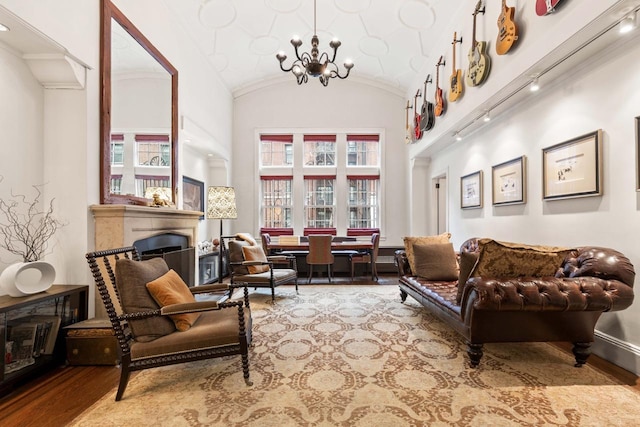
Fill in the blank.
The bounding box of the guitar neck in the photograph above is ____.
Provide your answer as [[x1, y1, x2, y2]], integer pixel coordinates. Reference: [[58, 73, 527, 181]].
[[452, 35, 457, 69]]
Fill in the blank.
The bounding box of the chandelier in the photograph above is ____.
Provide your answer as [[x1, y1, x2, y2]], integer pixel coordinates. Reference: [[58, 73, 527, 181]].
[[276, 0, 353, 86]]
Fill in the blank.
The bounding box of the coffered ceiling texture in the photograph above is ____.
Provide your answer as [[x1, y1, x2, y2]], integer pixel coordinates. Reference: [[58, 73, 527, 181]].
[[164, 0, 463, 93]]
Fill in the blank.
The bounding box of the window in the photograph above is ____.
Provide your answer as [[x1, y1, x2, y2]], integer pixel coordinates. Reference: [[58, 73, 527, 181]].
[[259, 131, 381, 234], [261, 135, 293, 166], [347, 135, 379, 166], [110, 175, 122, 194], [304, 135, 336, 166], [135, 176, 170, 198], [135, 135, 170, 166], [261, 177, 293, 228], [111, 134, 124, 165], [348, 176, 379, 229], [305, 177, 335, 228]]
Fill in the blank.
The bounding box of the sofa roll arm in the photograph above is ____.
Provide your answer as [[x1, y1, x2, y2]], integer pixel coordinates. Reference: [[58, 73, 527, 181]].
[[460, 275, 634, 313], [394, 250, 411, 277]]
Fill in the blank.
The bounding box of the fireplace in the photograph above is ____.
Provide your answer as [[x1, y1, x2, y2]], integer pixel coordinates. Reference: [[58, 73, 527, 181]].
[[134, 233, 195, 287], [90, 205, 203, 316]]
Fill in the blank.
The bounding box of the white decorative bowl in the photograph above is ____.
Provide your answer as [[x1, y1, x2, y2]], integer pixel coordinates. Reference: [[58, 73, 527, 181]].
[[0, 261, 56, 297]]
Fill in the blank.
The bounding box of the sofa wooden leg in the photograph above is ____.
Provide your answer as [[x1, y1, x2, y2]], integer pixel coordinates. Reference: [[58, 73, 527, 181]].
[[572, 342, 592, 367], [399, 289, 407, 302], [467, 343, 483, 368]]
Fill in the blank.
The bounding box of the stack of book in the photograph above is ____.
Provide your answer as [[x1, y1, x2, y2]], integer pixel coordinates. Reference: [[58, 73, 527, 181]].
[[5, 315, 61, 374]]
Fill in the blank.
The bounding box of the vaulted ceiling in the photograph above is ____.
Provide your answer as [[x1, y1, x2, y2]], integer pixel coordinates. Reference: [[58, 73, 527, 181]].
[[163, 0, 464, 93]]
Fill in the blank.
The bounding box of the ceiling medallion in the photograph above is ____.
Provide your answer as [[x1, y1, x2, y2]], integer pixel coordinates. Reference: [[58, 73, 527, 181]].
[[276, 0, 354, 86]]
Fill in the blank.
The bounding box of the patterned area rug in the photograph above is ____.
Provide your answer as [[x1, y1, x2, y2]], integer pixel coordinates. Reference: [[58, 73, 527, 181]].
[[71, 285, 640, 426]]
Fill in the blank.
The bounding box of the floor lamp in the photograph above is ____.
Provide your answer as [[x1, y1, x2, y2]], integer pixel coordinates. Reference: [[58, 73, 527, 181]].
[[207, 186, 237, 282]]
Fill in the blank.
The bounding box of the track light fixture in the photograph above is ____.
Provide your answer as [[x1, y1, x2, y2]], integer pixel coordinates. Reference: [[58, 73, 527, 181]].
[[483, 111, 491, 122], [619, 13, 636, 34], [530, 77, 540, 92], [455, 132, 462, 141]]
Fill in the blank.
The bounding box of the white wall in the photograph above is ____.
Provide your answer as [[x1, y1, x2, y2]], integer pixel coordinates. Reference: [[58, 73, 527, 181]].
[[425, 30, 640, 373], [232, 79, 409, 247]]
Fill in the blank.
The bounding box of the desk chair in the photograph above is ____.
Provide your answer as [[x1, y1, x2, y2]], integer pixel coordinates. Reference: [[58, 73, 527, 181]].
[[306, 234, 334, 284], [349, 233, 380, 281]]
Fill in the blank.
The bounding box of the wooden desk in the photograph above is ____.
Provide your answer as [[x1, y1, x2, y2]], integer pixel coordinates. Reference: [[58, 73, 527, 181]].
[[268, 241, 373, 252]]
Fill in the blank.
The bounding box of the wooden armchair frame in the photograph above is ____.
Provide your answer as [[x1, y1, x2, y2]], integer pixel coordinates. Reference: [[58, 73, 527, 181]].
[[86, 246, 252, 401]]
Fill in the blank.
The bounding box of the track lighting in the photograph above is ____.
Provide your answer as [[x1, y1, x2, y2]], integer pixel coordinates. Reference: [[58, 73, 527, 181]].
[[455, 133, 462, 141], [483, 111, 491, 122], [0, 23, 9, 32], [619, 13, 636, 34], [530, 77, 540, 92]]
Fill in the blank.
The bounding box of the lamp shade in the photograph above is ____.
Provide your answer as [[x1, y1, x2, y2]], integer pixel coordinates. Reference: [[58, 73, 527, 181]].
[[207, 186, 237, 219]]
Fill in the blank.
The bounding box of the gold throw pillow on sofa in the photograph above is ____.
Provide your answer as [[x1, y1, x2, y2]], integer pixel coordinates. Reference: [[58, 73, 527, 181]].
[[471, 238, 573, 278], [413, 242, 458, 281], [403, 232, 451, 274]]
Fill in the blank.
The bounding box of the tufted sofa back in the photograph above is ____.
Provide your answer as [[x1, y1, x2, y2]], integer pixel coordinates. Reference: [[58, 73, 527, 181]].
[[559, 247, 636, 288]]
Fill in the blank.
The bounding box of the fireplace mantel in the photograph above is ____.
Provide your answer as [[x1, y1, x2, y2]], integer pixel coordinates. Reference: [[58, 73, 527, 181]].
[[90, 204, 203, 250]]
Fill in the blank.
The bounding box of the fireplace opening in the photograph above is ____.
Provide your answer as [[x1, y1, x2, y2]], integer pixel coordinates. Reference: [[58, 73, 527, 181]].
[[133, 233, 195, 287]]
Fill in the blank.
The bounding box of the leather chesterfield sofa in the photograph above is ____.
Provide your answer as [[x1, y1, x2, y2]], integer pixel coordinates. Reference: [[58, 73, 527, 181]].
[[395, 237, 635, 367]]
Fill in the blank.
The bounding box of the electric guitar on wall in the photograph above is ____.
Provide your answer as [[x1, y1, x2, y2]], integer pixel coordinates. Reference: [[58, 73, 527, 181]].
[[449, 32, 463, 102], [434, 56, 446, 117], [496, 0, 519, 55], [413, 90, 423, 141], [404, 100, 412, 144], [536, 0, 562, 16], [466, 0, 491, 87], [420, 75, 435, 132]]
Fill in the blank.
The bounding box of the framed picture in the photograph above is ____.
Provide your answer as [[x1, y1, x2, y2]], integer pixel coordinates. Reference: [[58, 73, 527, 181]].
[[636, 117, 640, 191], [492, 155, 526, 206], [460, 170, 483, 209], [183, 176, 205, 219], [542, 130, 602, 200]]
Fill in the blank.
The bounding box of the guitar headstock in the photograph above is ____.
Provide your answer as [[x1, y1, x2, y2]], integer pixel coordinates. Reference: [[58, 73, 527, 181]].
[[473, 0, 485, 15]]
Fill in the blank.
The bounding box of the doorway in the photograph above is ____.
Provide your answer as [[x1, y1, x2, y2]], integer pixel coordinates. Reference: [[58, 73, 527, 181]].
[[433, 174, 447, 234]]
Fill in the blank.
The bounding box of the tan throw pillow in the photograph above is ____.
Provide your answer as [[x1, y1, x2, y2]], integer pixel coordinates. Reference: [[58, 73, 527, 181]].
[[403, 232, 451, 274], [146, 269, 200, 331], [115, 258, 175, 342], [242, 245, 270, 274], [228, 240, 251, 275], [412, 243, 458, 281], [457, 250, 479, 304], [471, 238, 573, 278]]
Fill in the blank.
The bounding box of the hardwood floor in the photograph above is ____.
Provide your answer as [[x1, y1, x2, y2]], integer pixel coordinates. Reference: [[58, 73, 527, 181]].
[[0, 365, 121, 427]]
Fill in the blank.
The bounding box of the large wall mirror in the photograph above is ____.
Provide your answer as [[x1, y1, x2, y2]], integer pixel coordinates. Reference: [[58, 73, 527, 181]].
[[100, 0, 178, 205]]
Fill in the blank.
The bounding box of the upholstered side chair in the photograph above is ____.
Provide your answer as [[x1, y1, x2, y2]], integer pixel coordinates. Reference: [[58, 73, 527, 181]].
[[86, 246, 252, 401], [306, 234, 334, 284], [222, 234, 298, 302]]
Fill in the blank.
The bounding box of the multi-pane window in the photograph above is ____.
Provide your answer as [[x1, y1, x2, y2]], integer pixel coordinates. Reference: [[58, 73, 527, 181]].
[[348, 177, 379, 229], [111, 135, 124, 165], [261, 135, 293, 166], [135, 176, 170, 198], [304, 177, 335, 228], [261, 177, 293, 228], [136, 135, 171, 166], [347, 135, 379, 166], [110, 176, 122, 194], [304, 135, 336, 166]]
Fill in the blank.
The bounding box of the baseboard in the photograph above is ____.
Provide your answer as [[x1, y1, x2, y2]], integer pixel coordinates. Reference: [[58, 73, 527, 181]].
[[593, 330, 640, 376]]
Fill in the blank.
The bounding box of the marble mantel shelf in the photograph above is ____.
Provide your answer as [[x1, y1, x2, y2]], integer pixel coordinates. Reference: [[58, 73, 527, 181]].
[[90, 204, 204, 251]]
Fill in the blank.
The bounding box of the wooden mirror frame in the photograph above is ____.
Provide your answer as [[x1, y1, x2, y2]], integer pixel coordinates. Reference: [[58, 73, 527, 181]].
[[100, 0, 178, 205]]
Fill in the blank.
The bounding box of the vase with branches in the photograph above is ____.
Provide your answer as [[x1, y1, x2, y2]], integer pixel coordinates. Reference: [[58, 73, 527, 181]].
[[0, 179, 65, 263], [0, 179, 65, 296]]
